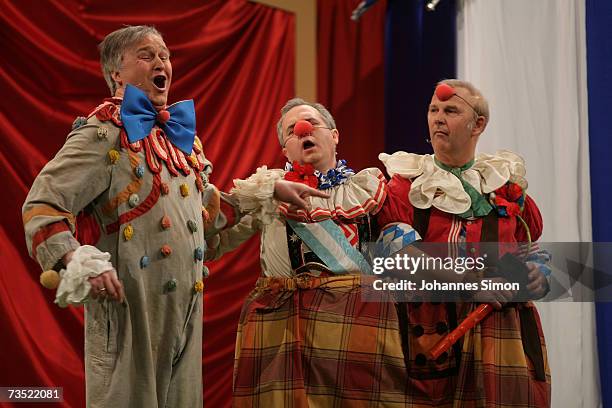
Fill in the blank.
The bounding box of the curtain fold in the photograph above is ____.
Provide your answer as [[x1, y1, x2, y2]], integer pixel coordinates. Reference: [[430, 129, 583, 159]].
[[457, 1, 599, 406], [586, 0, 612, 406], [317, 0, 387, 170], [0, 2, 294, 407], [0, 1, 387, 407], [383, 0, 456, 155]]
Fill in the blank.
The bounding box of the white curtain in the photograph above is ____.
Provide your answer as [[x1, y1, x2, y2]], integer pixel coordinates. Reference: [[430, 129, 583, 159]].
[[457, 1, 599, 407]]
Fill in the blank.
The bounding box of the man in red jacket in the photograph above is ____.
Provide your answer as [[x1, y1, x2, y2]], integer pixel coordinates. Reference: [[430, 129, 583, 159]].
[[376, 79, 551, 407]]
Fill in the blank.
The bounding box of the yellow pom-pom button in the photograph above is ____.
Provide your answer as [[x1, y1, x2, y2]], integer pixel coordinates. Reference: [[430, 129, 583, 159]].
[[40, 270, 60, 289], [123, 224, 134, 241], [193, 280, 204, 293], [180, 183, 190, 197], [108, 149, 120, 164]]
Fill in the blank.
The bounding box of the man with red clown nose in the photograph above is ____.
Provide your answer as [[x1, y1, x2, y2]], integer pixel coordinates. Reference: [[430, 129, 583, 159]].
[[22, 26, 324, 408], [206, 98, 415, 406], [377, 79, 552, 406]]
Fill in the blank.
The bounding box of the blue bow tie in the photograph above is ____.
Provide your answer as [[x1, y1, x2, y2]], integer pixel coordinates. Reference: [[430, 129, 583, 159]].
[[120, 84, 196, 154]]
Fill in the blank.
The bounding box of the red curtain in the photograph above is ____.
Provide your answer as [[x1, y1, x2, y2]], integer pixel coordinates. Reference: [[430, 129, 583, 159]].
[[318, 0, 387, 170], [0, 1, 385, 407]]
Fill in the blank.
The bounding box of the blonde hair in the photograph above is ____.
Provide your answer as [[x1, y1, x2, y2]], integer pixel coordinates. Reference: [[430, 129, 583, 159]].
[[98, 25, 163, 95]]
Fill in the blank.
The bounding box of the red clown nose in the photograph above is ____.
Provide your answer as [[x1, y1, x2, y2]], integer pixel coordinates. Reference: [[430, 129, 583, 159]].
[[293, 120, 314, 137], [435, 83, 456, 101], [157, 110, 170, 124]]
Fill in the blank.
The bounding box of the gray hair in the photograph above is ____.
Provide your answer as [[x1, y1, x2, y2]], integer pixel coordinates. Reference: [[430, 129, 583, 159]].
[[98, 25, 163, 95], [438, 79, 490, 122], [276, 98, 336, 146]]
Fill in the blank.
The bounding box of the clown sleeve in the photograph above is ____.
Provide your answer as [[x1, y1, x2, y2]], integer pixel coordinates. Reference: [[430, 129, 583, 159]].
[[374, 174, 422, 257], [22, 118, 118, 271]]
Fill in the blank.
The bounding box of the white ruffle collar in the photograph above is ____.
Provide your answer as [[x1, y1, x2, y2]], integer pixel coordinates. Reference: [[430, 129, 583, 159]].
[[378, 150, 527, 214], [279, 167, 387, 222]]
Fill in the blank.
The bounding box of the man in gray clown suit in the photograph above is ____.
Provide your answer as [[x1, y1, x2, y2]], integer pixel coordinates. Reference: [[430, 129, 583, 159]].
[[22, 25, 324, 408]]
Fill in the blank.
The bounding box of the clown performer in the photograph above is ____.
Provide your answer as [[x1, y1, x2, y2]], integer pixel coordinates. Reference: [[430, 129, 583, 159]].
[[206, 98, 413, 406], [376, 79, 551, 407], [22, 26, 324, 408]]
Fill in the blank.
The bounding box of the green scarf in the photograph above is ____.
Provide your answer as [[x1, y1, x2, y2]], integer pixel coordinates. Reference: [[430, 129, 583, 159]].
[[434, 157, 492, 219]]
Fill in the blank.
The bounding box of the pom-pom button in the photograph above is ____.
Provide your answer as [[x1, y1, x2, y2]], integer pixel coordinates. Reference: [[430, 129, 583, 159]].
[[161, 245, 172, 257], [187, 220, 198, 233], [123, 224, 134, 241], [194, 247, 204, 261], [157, 110, 170, 124], [193, 280, 204, 293], [140, 256, 150, 269], [161, 215, 172, 230], [40, 270, 61, 289]]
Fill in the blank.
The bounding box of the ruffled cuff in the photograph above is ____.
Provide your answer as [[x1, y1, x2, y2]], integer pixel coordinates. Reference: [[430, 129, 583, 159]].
[[55, 245, 115, 308], [278, 167, 387, 222], [230, 166, 285, 225]]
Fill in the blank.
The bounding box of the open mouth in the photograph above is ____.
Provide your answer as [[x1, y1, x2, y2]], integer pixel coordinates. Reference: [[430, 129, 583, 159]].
[[153, 75, 167, 90], [302, 140, 316, 151]]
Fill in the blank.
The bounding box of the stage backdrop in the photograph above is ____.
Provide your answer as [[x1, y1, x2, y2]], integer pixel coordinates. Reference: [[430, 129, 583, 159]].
[[457, 0, 599, 406], [0, 0, 386, 407]]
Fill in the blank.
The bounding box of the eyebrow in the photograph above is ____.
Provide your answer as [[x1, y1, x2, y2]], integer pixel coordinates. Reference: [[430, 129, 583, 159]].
[[285, 116, 321, 133], [136, 45, 170, 54], [429, 103, 460, 109]]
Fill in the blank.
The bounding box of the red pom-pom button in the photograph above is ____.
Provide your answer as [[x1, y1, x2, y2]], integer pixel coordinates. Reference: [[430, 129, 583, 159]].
[[435, 83, 456, 102], [293, 120, 314, 137], [157, 110, 170, 124]]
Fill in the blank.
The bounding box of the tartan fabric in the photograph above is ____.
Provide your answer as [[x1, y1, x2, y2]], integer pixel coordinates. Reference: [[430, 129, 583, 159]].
[[233, 273, 411, 407], [453, 302, 551, 407], [377, 175, 551, 407], [396, 301, 551, 408]]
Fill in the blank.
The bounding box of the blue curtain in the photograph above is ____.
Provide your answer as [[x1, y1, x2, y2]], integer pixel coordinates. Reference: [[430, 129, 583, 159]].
[[384, 0, 456, 154], [587, 0, 612, 406]]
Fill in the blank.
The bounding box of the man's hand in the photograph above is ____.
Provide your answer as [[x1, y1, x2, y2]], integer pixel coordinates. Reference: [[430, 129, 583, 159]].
[[88, 270, 125, 303], [472, 277, 516, 310], [63, 250, 125, 302], [274, 180, 329, 211], [61, 251, 74, 266], [526, 263, 549, 299]]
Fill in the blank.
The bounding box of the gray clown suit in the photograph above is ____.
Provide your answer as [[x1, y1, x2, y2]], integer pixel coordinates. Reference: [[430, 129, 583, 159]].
[[22, 98, 238, 407]]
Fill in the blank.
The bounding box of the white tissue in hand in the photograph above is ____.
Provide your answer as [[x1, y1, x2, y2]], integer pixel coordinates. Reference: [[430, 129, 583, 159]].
[[55, 245, 115, 308]]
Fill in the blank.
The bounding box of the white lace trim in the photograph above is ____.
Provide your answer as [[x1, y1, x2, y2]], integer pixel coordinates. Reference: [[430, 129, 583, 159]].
[[231, 166, 284, 225], [379, 150, 527, 214], [278, 167, 387, 222]]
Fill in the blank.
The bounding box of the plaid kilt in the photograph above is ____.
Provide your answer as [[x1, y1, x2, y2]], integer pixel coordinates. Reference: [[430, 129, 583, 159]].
[[400, 301, 550, 407], [453, 302, 551, 407], [233, 273, 411, 407]]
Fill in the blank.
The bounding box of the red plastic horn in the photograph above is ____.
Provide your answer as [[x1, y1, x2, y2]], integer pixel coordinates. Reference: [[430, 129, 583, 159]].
[[428, 303, 492, 360], [293, 120, 314, 137], [435, 83, 456, 101]]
